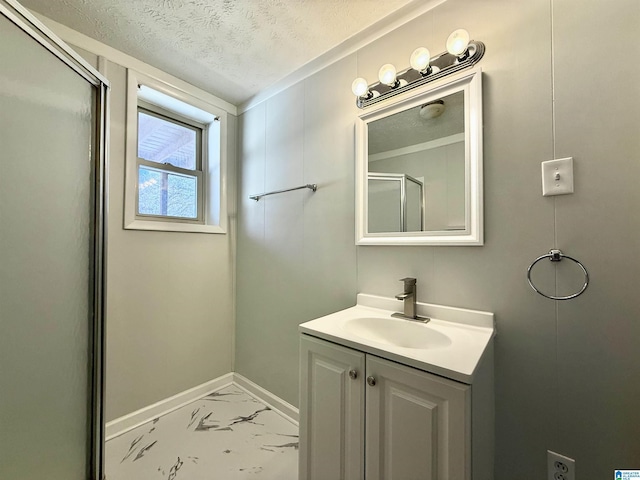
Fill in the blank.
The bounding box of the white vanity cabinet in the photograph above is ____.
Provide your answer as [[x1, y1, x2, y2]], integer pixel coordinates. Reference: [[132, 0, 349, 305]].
[[300, 335, 472, 480], [365, 354, 470, 480], [299, 335, 365, 480]]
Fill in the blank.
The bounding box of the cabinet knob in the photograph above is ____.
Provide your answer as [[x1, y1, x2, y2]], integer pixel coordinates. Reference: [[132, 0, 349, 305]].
[[367, 376, 377, 387], [348, 369, 358, 380]]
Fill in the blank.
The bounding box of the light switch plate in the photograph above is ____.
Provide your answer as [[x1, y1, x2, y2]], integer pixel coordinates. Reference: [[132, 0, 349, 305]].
[[542, 157, 574, 196]]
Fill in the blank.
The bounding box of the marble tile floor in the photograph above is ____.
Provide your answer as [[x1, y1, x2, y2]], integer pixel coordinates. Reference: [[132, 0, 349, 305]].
[[105, 385, 299, 480]]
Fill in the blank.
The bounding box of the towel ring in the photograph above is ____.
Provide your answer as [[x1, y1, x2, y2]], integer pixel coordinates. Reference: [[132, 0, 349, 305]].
[[527, 249, 589, 301]]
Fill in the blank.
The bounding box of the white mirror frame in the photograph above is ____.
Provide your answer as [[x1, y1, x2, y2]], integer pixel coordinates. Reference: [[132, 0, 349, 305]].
[[355, 68, 483, 246]]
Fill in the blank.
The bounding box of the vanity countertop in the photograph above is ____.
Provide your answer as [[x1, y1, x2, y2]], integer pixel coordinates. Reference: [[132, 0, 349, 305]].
[[299, 293, 495, 384]]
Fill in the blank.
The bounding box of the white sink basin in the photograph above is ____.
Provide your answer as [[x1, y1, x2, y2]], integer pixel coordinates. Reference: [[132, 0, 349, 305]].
[[343, 317, 452, 350], [299, 293, 495, 383]]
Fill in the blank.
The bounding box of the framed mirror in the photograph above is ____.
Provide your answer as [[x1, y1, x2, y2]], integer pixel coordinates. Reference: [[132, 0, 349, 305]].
[[355, 68, 483, 245]]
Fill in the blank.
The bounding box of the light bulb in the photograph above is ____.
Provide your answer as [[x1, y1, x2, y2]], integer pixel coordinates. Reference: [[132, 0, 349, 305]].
[[378, 64, 397, 86], [351, 77, 369, 97], [410, 47, 431, 72], [446, 29, 470, 56]]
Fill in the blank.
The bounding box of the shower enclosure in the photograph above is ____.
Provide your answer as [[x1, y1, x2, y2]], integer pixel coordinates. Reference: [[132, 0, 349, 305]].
[[0, 1, 108, 478], [368, 172, 425, 233]]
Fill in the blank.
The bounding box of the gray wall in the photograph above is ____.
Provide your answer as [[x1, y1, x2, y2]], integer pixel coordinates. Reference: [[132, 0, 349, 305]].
[[236, 60, 359, 404], [237, 0, 640, 477], [102, 59, 237, 421], [41, 20, 238, 421]]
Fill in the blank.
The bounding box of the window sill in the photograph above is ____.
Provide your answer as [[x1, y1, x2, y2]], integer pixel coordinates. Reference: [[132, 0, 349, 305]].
[[124, 219, 226, 234]]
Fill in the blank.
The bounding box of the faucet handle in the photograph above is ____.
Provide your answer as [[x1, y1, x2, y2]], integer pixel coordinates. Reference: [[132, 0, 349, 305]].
[[400, 277, 417, 286]]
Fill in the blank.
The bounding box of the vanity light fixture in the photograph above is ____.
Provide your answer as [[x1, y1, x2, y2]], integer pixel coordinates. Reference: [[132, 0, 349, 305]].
[[352, 29, 485, 109], [351, 77, 371, 99], [410, 47, 432, 74], [378, 64, 399, 87], [446, 29, 471, 59]]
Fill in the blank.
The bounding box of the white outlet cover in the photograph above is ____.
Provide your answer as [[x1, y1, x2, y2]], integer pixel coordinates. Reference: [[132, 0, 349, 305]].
[[547, 450, 575, 480], [542, 157, 574, 196]]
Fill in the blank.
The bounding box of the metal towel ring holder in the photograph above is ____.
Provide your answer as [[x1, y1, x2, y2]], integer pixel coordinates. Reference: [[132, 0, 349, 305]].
[[527, 249, 589, 301]]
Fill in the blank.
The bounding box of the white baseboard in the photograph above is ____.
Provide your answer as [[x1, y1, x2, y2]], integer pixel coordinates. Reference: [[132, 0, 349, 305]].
[[105, 373, 234, 440], [232, 373, 299, 426], [105, 372, 299, 440]]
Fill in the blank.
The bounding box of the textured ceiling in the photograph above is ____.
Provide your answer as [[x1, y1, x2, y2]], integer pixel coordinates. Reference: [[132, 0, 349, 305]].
[[21, 0, 415, 105], [368, 90, 464, 155]]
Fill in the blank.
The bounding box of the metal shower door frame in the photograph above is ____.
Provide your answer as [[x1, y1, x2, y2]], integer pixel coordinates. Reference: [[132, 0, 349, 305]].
[[0, 1, 109, 478], [368, 172, 425, 232]]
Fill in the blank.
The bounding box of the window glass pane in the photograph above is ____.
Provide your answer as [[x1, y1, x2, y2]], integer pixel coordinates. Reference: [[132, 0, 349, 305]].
[[138, 167, 163, 215], [137, 111, 198, 170], [138, 166, 198, 219], [167, 173, 197, 218]]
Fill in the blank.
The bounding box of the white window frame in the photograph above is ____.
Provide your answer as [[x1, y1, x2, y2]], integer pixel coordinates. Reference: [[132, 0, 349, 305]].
[[136, 101, 205, 223], [124, 69, 227, 233]]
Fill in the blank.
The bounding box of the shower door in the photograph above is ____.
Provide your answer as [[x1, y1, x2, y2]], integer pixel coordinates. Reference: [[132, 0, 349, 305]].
[[0, 1, 108, 479], [368, 173, 424, 233]]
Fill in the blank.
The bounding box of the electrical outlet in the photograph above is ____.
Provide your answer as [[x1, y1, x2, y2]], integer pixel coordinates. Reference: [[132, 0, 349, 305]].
[[548, 450, 575, 480]]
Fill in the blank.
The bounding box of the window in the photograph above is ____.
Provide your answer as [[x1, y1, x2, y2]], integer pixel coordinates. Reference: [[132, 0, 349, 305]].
[[124, 70, 228, 233], [137, 104, 204, 222]]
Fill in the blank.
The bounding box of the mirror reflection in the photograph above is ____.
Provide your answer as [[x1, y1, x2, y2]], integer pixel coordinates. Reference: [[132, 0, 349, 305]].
[[367, 90, 465, 233]]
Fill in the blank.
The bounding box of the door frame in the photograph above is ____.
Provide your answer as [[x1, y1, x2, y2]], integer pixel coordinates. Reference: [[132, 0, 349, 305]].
[[0, 1, 109, 478]]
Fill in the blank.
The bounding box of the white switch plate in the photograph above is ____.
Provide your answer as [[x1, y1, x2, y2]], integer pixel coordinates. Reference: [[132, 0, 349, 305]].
[[542, 157, 574, 196]]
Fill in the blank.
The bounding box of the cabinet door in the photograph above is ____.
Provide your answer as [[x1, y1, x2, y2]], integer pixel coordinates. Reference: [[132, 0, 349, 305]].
[[365, 356, 470, 480], [300, 335, 365, 480]]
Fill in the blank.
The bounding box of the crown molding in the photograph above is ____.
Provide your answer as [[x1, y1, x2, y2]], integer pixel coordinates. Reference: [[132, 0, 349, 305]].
[[237, 0, 447, 114], [30, 11, 238, 115], [29, 0, 448, 116]]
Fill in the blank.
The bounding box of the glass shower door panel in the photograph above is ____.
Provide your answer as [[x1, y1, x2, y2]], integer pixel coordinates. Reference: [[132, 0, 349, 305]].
[[405, 179, 423, 232], [368, 178, 402, 233], [0, 13, 94, 479]]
